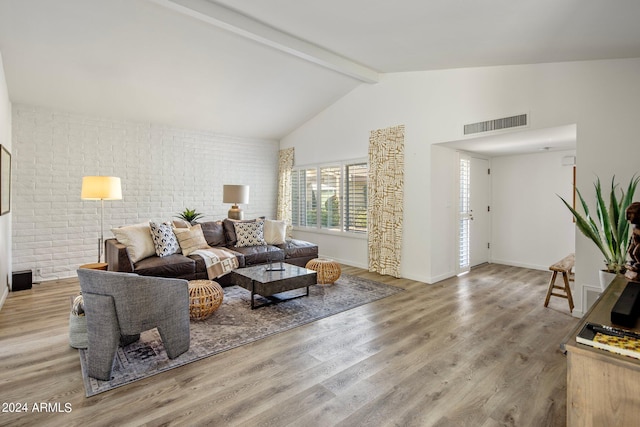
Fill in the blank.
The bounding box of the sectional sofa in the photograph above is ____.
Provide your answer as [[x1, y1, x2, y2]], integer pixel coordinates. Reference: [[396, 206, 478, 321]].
[[105, 218, 318, 284]]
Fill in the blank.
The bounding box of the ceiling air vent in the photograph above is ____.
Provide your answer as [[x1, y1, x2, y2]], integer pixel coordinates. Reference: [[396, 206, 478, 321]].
[[463, 114, 527, 135]]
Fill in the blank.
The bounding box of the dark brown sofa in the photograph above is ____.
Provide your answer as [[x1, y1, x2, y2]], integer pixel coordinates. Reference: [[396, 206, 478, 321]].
[[105, 219, 318, 284]]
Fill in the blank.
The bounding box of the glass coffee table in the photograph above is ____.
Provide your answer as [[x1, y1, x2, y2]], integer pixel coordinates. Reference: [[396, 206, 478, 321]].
[[230, 263, 318, 309]]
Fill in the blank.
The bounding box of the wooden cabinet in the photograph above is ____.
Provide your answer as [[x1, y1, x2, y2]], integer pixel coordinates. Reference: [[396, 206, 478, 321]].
[[564, 276, 640, 425]]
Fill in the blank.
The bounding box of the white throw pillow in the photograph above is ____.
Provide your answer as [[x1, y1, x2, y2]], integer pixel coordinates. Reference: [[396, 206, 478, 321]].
[[264, 219, 287, 245], [111, 222, 156, 263]]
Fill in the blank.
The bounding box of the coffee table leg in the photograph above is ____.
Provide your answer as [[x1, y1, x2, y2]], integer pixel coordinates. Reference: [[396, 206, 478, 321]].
[[249, 282, 311, 310], [251, 280, 256, 310]]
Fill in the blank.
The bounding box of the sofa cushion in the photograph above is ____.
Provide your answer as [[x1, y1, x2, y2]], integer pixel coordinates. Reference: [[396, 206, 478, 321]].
[[112, 222, 156, 264], [231, 245, 284, 266], [189, 253, 206, 273], [200, 220, 226, 247], [264, 219, 287, 245], [174, 224, 210, 256], [277, 239, 319, 259], [149, 221, 181, 257], [134, 254, 195, 277], [234, 220, 267, 247]]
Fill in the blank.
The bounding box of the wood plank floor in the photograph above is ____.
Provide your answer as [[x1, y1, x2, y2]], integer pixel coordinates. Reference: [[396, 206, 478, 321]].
[[0, 263, 578, 427]]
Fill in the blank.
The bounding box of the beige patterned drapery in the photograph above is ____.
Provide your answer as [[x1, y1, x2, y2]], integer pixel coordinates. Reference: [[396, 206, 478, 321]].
[[368, 125, 404, 277], [277, 148, 294, 235]]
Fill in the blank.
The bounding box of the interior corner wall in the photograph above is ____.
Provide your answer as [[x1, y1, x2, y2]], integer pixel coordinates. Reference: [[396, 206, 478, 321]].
[[281, 58, 640, 315], [429, 144, 457, 282], [0, 52, 11, 309], [491, 150, 576, 270], [11, 105, 279, 281]]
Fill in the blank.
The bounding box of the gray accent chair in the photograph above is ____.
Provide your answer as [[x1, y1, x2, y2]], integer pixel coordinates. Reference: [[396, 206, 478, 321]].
[[77, 269, 190, 381]]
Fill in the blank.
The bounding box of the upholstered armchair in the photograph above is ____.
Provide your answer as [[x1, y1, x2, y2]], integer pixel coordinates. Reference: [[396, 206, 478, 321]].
[[77, 269, 190, 381]]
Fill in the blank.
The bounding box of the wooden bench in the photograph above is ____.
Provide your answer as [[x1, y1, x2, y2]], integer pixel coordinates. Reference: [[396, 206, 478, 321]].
[[544, 253, 575, 313]]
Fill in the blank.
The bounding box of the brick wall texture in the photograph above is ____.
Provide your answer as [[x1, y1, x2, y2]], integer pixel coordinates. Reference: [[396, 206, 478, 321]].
[[12, 105, 278, 281]]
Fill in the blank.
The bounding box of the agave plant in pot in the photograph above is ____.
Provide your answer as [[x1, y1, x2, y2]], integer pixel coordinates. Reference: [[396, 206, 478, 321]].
[[175, 208, 204, 225], [559, 175, 640, 288]]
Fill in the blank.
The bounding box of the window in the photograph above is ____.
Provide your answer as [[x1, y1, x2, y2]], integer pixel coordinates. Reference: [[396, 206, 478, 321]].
[[344, 163, 367, 232], [292, 161, 368, 234]]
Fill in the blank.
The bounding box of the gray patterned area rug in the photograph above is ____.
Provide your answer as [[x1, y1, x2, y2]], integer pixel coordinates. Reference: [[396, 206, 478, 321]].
[[78, 274, 403, 397]]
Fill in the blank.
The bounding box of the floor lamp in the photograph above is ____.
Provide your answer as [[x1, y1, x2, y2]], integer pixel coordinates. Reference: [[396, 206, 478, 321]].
[[81, 176, 122, 263]]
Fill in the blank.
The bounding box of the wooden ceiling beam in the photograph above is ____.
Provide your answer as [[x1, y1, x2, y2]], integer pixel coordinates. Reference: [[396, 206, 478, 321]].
[[148, 0, 379, 83]]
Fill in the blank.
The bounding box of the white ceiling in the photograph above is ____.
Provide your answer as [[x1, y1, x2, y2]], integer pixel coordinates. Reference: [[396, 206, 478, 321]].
[[0, 0, 639, 142]]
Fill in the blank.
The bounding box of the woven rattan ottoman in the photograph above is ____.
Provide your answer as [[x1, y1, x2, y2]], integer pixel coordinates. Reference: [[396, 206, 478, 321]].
[[188, 280, 224, 320], [305, 258, 341, 284]]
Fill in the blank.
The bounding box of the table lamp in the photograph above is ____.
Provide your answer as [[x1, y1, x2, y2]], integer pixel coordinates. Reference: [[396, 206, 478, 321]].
[[223, 184, 249, 220]]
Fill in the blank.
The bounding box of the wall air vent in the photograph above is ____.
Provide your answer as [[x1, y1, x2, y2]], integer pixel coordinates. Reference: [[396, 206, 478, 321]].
[[463, 114, 528, 136]]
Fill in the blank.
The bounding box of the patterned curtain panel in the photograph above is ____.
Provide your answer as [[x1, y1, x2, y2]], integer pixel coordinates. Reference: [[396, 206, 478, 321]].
[[368, 125, 405, 277], [277, 147, 294, 236]]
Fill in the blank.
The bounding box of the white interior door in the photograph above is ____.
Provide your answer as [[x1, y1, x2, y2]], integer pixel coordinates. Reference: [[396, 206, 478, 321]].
[[470, 157, 491, 267]]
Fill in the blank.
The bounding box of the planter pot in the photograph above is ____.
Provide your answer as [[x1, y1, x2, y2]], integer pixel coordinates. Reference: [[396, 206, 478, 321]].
[[599, 270, 617, 290]]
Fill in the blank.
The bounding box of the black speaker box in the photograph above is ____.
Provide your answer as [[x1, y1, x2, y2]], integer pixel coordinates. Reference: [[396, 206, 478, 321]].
[[611, 281, 640, 327], [12, 270, 32, 291]]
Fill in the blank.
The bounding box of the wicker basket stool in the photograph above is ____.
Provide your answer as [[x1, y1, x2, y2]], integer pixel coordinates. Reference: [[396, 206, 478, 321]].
[[305, 258, 341, 284], [188, 280, 224, 320]]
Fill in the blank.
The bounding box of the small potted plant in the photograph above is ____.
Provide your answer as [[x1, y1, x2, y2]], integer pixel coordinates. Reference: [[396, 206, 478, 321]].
[[176, 208, 204, 225], [559, 175, 639, 287]]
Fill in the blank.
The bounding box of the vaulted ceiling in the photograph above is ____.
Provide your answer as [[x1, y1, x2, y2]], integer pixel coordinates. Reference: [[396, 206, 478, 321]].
[[1, 0, 640, 140]]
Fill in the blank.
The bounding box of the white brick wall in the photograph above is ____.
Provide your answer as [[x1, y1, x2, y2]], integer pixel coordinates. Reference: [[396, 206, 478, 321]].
[[12, 105, 279, 281]]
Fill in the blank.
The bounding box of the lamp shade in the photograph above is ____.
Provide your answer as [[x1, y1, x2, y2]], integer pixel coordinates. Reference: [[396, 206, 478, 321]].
[[81, 176, 122, 200], [223, 185, 249, 204]]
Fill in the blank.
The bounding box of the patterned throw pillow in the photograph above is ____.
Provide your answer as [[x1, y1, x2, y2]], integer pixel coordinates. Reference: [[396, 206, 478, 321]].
[[234, 220, 267, 247], [223, 218, 256, 246], [173, 224, 211, 256], [149, 221, 180, 257]]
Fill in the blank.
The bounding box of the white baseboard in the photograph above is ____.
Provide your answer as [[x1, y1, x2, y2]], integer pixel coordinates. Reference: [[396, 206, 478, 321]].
[[490, 258, 547, 271], [33, 271, 76, 283], [319, 255, 367, 270], [426, 271, 455, 284], [581, 284, 602, 316], [324, 256, 435, 284]]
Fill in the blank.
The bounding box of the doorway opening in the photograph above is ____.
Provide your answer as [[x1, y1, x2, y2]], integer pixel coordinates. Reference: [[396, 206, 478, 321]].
[[435, 123, 577, 282], [457, 154, 491, 275]]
